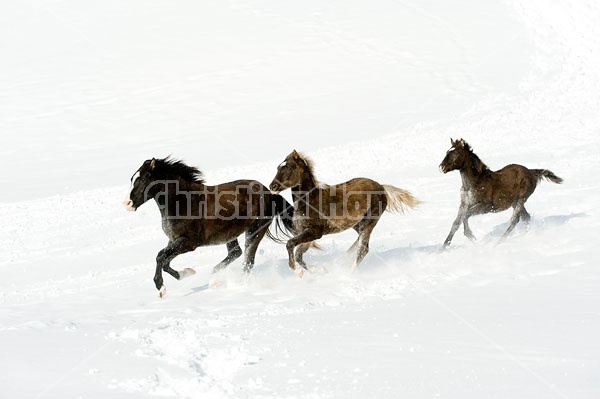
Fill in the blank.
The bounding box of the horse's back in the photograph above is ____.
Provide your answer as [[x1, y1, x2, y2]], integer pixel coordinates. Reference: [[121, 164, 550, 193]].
[[494, 163, 530, 175], [494, 164, 539, 186], [326, 178, 387, 230], [209, 179, 277, 217], [490, 164, 539, 207], [190, 179, 277, 243], [212, 179, 269, 193], [328, 177, 387, 211], [335, 177, 384, 193]]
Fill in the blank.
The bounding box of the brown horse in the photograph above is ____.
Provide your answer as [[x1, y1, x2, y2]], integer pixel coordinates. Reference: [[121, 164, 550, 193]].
[[123, 157, 294, 297], [269, 150, 420, 275], [439, 138, 563, 247]]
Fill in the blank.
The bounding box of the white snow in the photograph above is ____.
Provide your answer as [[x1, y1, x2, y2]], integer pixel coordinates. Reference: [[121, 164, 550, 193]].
[[1, 0, 599, 398]]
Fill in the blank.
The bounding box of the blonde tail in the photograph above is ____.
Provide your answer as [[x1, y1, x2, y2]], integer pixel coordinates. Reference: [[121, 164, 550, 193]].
[[382, 184, 420, 213]]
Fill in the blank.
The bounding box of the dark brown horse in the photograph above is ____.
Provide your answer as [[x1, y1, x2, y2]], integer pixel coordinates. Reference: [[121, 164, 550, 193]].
[[269, 150, 420, 276], [439, 138, 563, 247], [123, 157, 294, 297]]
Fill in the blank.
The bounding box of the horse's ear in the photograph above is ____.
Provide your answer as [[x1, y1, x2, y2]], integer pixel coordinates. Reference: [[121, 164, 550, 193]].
[[450, 138, 455, 146], [150, 158, 156, 170], [291, 150, 300, 159], [459, 138, 465, 147]]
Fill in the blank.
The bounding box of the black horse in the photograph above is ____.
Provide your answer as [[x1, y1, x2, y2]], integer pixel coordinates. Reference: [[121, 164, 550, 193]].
[[439, 138, 563, 246], [124, 157, 294, 297]]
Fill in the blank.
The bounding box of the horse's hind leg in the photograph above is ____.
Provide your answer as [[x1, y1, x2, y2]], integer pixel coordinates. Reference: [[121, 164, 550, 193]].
[[520, 207, 531, 225], [155, 237, 197, 297], [294, 242, 312, 268], [347, 224, 361, 254], [500, 201, 525, 242], [242, 220, 270, 273], [351, 219, 378, 272], [212, 239, 243, 273]]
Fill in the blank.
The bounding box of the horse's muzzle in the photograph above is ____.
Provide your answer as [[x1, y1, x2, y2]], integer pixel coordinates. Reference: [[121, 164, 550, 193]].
[[439, 165, 447, 174], [269, 183, 281, 193], [123, 199, 136, 212]]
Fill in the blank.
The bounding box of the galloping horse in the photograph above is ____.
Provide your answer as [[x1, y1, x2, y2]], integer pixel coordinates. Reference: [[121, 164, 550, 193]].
[[439, 138, 563, 247], [123, 157, 294, 297], [269, 150, 420, 275]]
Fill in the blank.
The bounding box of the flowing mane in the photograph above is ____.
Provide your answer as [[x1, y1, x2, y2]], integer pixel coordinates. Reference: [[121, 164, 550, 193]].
[[156, 156, 205, 183], [296, 152, 321, 186], [465, 142, 490, 174]]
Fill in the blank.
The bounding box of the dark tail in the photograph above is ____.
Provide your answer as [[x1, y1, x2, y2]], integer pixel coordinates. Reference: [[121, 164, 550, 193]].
[[266, 194, 295, 243], [266, 195, 322, 250], [532, 169, 563, 184]]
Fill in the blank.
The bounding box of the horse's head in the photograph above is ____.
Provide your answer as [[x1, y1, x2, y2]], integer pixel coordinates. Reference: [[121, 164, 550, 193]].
[[269, 150, 309, 193], [124, 157, 204, 211], [123, 158, 162, 211], [439, 138, 471, 174]]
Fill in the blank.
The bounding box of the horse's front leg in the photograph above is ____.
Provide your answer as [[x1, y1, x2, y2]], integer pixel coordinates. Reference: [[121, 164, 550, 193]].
[[462, 211, 477, 243], [154, 237, 197, 297], [294, 242, 313, 268], [444, 202, 467, 247], [286, 229, 323, 278]]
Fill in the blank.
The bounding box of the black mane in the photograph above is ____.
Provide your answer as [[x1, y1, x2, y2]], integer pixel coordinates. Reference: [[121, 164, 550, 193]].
[[156, 156, 205, 183], [463, 142, 490, 174]]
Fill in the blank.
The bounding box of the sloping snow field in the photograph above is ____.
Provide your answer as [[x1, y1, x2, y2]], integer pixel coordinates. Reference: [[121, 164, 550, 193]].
[[1, 1, 599, 398]]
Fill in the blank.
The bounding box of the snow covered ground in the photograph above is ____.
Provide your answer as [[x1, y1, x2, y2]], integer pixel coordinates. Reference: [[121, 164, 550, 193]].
[[1, 0, 599, 398]]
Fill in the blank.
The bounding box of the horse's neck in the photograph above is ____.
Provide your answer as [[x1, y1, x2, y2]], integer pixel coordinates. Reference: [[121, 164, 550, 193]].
[[292, 183, 317, 205], [459, 170, 476, 190], [292, 171, 319, 209], [460, 155, 487, 189], [299, 168, 319, 192], [291, 187, 303, 205], [154, 194, 169, 219]]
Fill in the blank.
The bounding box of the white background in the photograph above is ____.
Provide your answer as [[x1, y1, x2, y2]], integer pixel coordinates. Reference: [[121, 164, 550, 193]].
[[1, 1, 599, 398]]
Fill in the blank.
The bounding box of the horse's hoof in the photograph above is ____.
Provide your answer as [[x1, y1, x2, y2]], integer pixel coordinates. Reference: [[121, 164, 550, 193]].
[[295, 268, 304, 279], [208, 278, 219, 289], [159, 286, 166, 298], [180, 268, 196, 279]]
